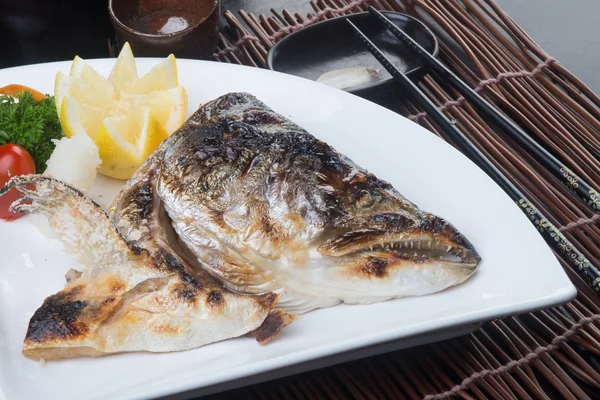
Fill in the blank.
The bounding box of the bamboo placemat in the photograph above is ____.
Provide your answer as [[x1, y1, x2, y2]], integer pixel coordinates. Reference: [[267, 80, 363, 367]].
[[201, 1, 600, 398]]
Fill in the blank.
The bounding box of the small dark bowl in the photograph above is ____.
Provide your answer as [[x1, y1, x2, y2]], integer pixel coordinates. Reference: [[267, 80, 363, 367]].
[[267, 11, 439, 100], [109, 0, 220, 59]]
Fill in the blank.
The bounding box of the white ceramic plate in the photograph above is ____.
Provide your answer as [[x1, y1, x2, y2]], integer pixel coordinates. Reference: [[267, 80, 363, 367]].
[[0, 59, 576, 400]]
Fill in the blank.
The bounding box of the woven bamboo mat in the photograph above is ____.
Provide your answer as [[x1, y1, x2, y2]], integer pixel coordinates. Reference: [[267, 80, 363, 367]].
[[200, 1, 600, 398]]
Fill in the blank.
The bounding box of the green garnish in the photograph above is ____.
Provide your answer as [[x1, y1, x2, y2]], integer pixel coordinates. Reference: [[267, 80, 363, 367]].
[[0, 91, 63, 172]]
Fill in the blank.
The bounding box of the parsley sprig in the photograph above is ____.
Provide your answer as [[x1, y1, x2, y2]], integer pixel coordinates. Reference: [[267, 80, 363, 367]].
[[0, 91, 63, 172]]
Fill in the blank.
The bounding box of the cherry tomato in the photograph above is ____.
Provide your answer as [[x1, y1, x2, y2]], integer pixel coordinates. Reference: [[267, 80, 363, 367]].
[[0, 144, 36, 221], [0, 84, 47, 102]]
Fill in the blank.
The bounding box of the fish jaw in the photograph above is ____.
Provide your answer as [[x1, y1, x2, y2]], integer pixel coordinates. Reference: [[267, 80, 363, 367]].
[[313, 213, 480, 299], [306, 255, 477, 304], [168, 208, 479, 314], [278, 222, 479, 310]]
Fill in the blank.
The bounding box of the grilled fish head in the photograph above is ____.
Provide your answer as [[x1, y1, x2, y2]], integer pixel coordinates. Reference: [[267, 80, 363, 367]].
[[158, 92, 481, 313]]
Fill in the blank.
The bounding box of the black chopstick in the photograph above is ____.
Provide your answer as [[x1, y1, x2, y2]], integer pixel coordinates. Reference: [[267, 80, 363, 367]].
[[367, 6, 600, 213], [346, 19, 600, 294]]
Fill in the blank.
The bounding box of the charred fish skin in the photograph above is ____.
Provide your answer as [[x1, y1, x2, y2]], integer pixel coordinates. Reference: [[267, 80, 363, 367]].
[[1, 175, 281, 360], [159, 92, 481, 314]]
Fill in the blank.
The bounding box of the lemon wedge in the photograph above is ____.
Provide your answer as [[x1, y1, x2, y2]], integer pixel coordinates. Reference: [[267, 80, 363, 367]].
[[54, 42, 187, 179], [108, 43, 138, 92], [121, 86, 188, 134], [123, 54, 179, 94], [95, 107, 166, 179], [60, 97, 107, 139]]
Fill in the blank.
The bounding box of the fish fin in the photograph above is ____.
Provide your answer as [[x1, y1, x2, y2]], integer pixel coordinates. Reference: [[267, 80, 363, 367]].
[[1, 175, 145, 270], [172, 221, 275, 291], [275, 291, 342, 314], [246, 308, 298, 344], [215, 254, 274, 289]]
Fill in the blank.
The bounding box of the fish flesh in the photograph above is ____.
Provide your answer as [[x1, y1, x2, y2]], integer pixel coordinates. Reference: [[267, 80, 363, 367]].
[[1, 175, 290, 360], [121, 92, 481, 314]]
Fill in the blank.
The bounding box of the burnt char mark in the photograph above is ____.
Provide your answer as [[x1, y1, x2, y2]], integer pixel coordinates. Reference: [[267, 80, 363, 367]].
[[154, 249, 203, 305], [370, 214, 415, 230], [419, 215, 449, 236], [365, 173, 394, 190], [173, 284, 198, 304], [215, 92, 258, 110], [197, 93, 271, 125], [256, 292, 280, 311], [225, 121, 264, 142], [206, 290, 223, 307], [360, 257, 390, 278], [129, 245, 150, 257], [25, 288, 88, 343], [153, 250, 202, 290], [247, 309, 297, 345], [350, 253, 437, 278], [241, 110, 287, 126], [419, 215, 479, 258], [125, 182, 153, 222]]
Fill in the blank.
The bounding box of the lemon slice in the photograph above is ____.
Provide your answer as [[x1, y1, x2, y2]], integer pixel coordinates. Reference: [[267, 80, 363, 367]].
[[95, 107, 167, 179], [54, 43, 187, 180]]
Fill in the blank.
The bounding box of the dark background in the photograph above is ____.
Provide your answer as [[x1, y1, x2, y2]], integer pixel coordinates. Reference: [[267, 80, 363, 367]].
[[2, 0, 599, 92]]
